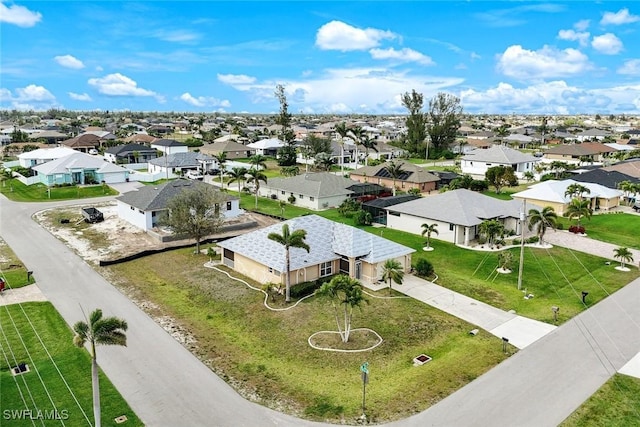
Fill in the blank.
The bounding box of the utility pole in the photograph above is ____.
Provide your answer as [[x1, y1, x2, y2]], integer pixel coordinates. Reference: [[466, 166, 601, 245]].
[[517, 199, 526, 291]]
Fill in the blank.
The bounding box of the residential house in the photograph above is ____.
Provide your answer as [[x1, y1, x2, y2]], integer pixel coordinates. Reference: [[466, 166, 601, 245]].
[[115, 179, 241, 231], [17, 146, 77, 167], [247, 138, 285, 156], [28, 130, 69, 144], [151, 139, 188, 155], [461, 145, 538, 179], [362, 194, 421, 225], [543, 143, 617, 164], [603, 159, 640, 179], [217, 215, 415, 287], [258, 172, 359, 210], [570, 169, 640, 190], [512, 179, 622, 215], [200, 140, 256, 159], [349, 160, 440, 194], [576, 128, 612, 142], [59, 134, 101, 153], [385, 189, 530, 246], [148, 152, 217, 176], [32, 152, 130, 186], [105, 144, 159, 164], [123, 133, 158, 144]]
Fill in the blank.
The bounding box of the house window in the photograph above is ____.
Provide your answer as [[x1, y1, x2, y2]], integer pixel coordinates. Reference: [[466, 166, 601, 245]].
[[320, 261, 332, 277], [310, 197, 314, 201], [130, 206, 135, 210], [281, 191, 285, 195], [226, 201, 232, 211], [449, 223, 454, 231], [299, 194, 304, 199]]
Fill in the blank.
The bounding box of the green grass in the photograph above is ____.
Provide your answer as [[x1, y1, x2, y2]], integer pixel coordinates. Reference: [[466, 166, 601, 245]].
[[0, 302, 142, 426], [0, 179, 118, 202], [103, 248, 513, 423], [561, 374, 640, 426], [0, 238, 31, 289], [557, 213, 640, 250]]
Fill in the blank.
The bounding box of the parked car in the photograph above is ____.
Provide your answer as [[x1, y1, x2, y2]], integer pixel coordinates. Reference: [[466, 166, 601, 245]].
[[88, 148, 99, 155], [186, 170, 204, 180]]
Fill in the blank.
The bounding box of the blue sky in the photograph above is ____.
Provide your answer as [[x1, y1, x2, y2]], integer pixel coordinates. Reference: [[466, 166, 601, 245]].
[[1, 1, 640, 115]]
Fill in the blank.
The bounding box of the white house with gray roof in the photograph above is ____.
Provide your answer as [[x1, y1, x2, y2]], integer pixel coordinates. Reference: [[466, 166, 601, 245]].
[[116, 179, 241, 231], [461, 145, 539, 179], [385, 189, 532, 246], [148, 152, 217, 176], [258, 172, 358, 210], [218, 215, 414, 287]]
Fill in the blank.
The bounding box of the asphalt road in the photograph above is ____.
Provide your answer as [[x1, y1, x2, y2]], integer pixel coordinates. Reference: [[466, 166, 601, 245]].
[[2, 194, 639, 427]]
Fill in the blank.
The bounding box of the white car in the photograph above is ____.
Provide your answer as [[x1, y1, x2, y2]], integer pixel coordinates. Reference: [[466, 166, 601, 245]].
[[88, 148, 99, 155], [185, 170, 204, 180]]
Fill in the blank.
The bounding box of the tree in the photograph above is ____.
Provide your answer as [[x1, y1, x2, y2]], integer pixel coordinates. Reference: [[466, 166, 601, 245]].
[[267, 224, 310, 302], [381, 259, 404, 295], [212, 152, 228, 189], [280, 165, 299, 177], [73, 309, 128, 427], [564, 183, 590, 200], [160, 184, 226, 253], [498, 251, 513, 271], [427, 92, 463, 153], [349, 125, 364, 167], [360, 134, 378, 165], [314, 152, 335, 172], [316, 275, 368, 343], [613, 247, 634, 270], [249, 154, 267, 170], [246, 168, 267, 209], [385, 160, 406, 196], [274, 84, 297, 166], [485, 165, 517, 194], [617, 180, 636, 205], [334, 121, 350, 174], [421, 223, 439, 250], [227, 166, 248, 194], [528, 206, 557, 245], [478, 219, 504, 248], [401, 89, 428, 157], [566, 198, 592, 226]]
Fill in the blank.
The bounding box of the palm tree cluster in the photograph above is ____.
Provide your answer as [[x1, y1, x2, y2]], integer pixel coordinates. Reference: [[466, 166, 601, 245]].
[[316, 275, 368, 343]]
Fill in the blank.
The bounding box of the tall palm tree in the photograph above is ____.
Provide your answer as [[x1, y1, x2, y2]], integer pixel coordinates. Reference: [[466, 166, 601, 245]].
[[227, 166, 248, 195], [421, 223, 439, 250], [385, 160, 407, 196], [334, 121, 349, 175], [73, 309, 128, 427], [212, 152, 228, 189], [564, 183, 590, 200], [349, 125, 364, 168], [360, 134, 378, 166], [566, 198, 592, 226], [246, 168, 267, 209], [381, 259, 404, 295], [613, 247, 634, 270], [249, 154, 267, 170], [267, 224, 310, 302], [618, 180, 634, 205], [527, 206, 557, 245]]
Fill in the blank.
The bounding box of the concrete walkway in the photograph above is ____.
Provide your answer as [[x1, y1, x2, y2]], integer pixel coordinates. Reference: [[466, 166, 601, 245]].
[[544, 228, 640, 265]]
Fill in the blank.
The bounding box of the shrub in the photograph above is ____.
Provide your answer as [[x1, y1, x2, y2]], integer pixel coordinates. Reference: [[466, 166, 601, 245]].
[[556, 223, 564, 231], [477, 236, 487, 245], [287, 195, 296, 204], [569, 225, 585, 234], [290, 278, 325, 299], [270, 194, 277, 200], [354, 209, 372, 225], [525, 236, 539, 244], [413, 258, 434, 278]]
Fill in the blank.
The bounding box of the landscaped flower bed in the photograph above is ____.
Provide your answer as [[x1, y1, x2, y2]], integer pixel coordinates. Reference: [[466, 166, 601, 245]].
[[569, 225, 586, 234]]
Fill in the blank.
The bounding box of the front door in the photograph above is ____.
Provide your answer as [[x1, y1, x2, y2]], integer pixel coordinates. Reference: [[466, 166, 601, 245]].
[[355, 261, 362, 280]]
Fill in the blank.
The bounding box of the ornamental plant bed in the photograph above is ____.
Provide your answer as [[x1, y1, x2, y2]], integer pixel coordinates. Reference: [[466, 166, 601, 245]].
[[569, 225, 586, 234]]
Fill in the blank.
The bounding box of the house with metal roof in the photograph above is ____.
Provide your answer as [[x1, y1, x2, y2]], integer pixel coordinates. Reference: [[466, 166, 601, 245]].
[[258, 172, 360, 210], [148, 151, 217, 176], [116, 179, 241, 231], [247, 138, 285, 156], [32, 151, 130, 186], [461, 145, 538, 179], [385, 189, 531, 246], [349, 160, 440, 194], [17, 146, 77, 167], [217, 215, 415, 287]]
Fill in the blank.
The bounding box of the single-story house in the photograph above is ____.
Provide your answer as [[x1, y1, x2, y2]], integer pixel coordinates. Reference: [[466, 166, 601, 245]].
[[575, 128, 612, 142], [385, 189, 531, 246], [461, 145, 539, 179], [116, 179, 241, 231], [217, 214, 415, 287], [32, 152, 130, 186], [349, 160, 440, 194], [151, 139, 188, 155], [247, 138, 285, 156], [105, 144, 159, 164], [59, 134, 102, 153], [362, 194, 421, 225], [603, 159, 640, 179], [512, 179, 622, 215], [28, 130, 69, 144], [123, 133, 158, 144], [148, 152, 218, 176], [199, 140, 255, 159], [543, 143, 617, 163], [570, 169, 640, 190], [258, 172, 359, 210], [17, 146, 77, 167]]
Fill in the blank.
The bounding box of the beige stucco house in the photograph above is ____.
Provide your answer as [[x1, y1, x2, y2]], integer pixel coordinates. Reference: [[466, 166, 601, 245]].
[[217, 215, 415, 287]]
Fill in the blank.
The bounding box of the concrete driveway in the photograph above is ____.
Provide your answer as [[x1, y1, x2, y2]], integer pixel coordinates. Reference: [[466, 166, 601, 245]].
[[544, 228, 640, 266]]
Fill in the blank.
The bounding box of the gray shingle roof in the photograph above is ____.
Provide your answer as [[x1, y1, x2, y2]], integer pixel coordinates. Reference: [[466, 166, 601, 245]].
[[218, 215, 414, 271], [462, 145, 537, 164], [148, 152, 213, 168], [263, 173, 356, 198], [105, 143, 155, 155], [152, 139, 186, 147], [115, 179, 230, 211]]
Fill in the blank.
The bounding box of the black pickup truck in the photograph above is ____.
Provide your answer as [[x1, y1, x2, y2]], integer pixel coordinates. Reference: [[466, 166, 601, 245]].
[[81, 207, 104, 223]]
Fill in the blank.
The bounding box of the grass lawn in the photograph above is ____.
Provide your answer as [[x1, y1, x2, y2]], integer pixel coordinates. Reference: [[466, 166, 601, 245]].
[[0, 237, 31, 289], [103, 248, 513, 423], [557, 213, 640, 250], [560, 374, 640, 426], [0, 302, 142, 426], [0, 179, 117, 202]]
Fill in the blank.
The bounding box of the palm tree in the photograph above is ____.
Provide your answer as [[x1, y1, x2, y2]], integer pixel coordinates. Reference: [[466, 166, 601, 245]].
[[618, 180, 635, 205], [249, 154, 267, 170], [316, 275, 368, 342], [421, 223, 439, 250], [334, 121, 349, 175], [227, 166, 248, 194], [566, 198, 592, 226], [349, 125, 364, 168], [246, 168, 267, 209], [381, 259, 404, 295], [564, 183, 590, 200], [527, 206, 557, 245], [212, 152, 228, 189], [73, 309, 128, 427], [360, 134, 378, 166], [478, 219, 504, 248], [268, 224, 310, 302], [385, 160, 407, 196], [613, 247, 634, 270]]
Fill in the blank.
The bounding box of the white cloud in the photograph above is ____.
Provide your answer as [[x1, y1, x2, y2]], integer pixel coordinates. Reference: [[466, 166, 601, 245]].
[[557, 29, 590, 47], [601, 8, 640, 25], [153, 29, 200, 43], [69, 92, 92, 101], [0, 84, 59, 111], [0, 88, 13, 102], [15, 84, 55, 101], [574, 19, 590, 31], [88, 73, 158, 97], [496, 45, 591, 79], [591, 33, 623, 55], [217, 73, 256, 86], [179, 92, 231, 108], [0, 1, 41, 27], [315, 20, 396, 51], [618, 59, 640, 75], [369, 47, 434, 65], [54, 54, 85, 69]]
